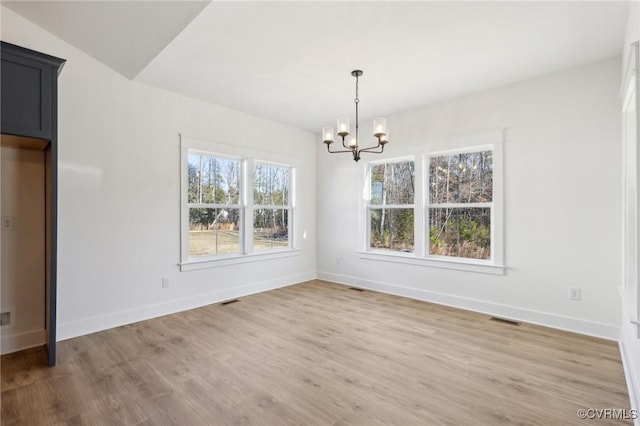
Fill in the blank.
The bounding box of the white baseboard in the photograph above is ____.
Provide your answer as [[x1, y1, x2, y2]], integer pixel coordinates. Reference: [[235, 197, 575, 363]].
[[58, 271, 316, 341], [317, 271, 619, 340], [1, 328, 46, 355]]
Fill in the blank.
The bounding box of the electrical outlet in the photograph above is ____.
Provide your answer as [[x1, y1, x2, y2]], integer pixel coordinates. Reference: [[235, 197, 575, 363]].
[[2, 216, 14, 232], [162, 276, 170, 288], [336, 257, 341, 265], [0, 311, 11, 326], [569, 287, 582, 301]]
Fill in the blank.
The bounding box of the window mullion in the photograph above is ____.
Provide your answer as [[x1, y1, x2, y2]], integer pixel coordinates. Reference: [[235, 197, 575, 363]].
[[290, 166, 296, 250], [243, 158, 253, 255], [366, 206, 372, 249], [492, 140, 504, 265], [426, 202, 492, 209], [188, 203, 240, 209], [414, 155, 425, 257]]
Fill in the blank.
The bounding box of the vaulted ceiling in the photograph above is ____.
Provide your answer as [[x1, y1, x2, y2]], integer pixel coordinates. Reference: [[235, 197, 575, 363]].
[[2, 1, 631, 132]]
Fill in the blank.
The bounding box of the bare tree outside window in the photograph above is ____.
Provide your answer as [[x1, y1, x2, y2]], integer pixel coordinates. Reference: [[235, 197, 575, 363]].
[[369, 160, 415, 252], [253, 162, 290, 250], [180, 136, 301, 269], [428, 150, 493, 259], [187, 153, 240, 256]]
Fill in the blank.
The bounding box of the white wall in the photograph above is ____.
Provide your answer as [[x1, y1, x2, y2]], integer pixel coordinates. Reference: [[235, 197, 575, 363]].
[[619, 3, 640, 415], [1, 7, 317, 342], [1, 147, 46, 354], [0, 4, 627, 345], [317, 57, 622, 339], [623, 1, 639, 75]]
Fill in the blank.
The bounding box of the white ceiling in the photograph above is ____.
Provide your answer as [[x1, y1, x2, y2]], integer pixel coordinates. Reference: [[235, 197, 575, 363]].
[[2, 1, 209, 79], [3, 1, 631, 132]]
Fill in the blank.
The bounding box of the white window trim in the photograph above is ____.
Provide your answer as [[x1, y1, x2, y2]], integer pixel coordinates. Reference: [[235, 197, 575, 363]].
[[364, 156, 416, 251], [251, 159, 294, 252], [180, 135, 298, 271], [425, 144, 501, 264], [359, 130, 505, 275], [357, 250, 505, 275], [185, 151, 245, 258], [180, 249, 301, 272]]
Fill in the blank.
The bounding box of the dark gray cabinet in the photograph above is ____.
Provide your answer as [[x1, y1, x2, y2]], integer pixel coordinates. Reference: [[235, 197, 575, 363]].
[[1, 41, 65, 366], [1, 41, 64, 139]]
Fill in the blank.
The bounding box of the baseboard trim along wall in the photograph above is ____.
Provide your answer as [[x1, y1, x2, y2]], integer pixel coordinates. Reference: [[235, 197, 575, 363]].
[[58, 270, 619, 343], [317, 271, 619, 341], [1, 329, 46, 355], [57, 271, 316, 341]]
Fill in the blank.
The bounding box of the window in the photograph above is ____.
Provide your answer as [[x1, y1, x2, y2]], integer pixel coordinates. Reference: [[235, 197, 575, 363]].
[[367, 159, 415, 252], [253, 162, 291, 251], [360, 132, 503, 275], [187, 152, 241, 256], [180, 136, 296, 270], [427, 150, 493, 260]]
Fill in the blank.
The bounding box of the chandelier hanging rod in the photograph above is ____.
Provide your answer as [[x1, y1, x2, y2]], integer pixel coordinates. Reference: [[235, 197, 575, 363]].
[[322, 70, 389, 162]]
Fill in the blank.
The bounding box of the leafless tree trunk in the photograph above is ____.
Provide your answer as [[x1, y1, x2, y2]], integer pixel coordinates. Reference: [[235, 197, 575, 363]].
[[380, 163, 387, 236]]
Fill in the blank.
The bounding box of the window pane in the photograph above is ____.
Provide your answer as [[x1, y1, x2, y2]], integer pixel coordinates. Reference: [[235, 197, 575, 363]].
[[253, 208, 288, 250], [429, 151, 492, 204], [188, 153, 240, 204], [429, 208, 490, 259], [370, 208, 414, 252], [254, 163, 289, 206], [370, 161, 415, 205], [189, 208, 240, 256]]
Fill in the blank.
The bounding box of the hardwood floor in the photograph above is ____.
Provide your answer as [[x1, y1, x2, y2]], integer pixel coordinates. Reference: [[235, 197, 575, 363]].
[[1, 280, 632, 425]]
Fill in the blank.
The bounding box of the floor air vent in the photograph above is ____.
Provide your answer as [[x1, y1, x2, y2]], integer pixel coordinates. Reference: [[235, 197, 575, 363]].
[[221, 299, 239, 306], [348, 287, 365, 292], [490, 316, 520, 326]]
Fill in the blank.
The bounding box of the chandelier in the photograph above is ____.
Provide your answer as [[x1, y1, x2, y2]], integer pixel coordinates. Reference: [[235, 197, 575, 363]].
[[322, 70, 389, 162]]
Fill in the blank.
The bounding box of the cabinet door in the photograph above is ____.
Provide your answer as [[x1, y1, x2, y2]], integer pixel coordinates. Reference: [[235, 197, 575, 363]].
[[1, 52, 53, 140], [1, 42, 64, 367]]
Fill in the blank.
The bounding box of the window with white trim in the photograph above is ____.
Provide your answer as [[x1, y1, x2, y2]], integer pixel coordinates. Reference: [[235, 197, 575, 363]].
[[427, 149, 493, 260], [366, 158, 415, 252], [252, 162, 292, 251], [187, 152, 241, 256], [180, 136, 296, 270], [361, 138, 503, 275]]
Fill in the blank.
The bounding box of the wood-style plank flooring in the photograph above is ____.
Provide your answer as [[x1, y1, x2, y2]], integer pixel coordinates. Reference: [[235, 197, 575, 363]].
[[1, 280, 632, 425]]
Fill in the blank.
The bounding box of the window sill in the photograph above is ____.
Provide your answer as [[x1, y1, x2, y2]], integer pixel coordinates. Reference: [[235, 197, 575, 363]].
[[357, 250, 505, 275], [180, 249, 300, 272]]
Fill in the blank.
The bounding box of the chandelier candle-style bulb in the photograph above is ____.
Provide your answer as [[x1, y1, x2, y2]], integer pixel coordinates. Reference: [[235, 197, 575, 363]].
[[323, 127, 334, 144], [380, 133, 389, 144], [337, 116, 350, 137], [348, 137, 357, 148], [373, 118, 387, 137]]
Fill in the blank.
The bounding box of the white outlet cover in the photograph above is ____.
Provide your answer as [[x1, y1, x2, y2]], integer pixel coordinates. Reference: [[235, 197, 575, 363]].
[[569, 288, 582, 301], [0, 307, 15, 329]]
